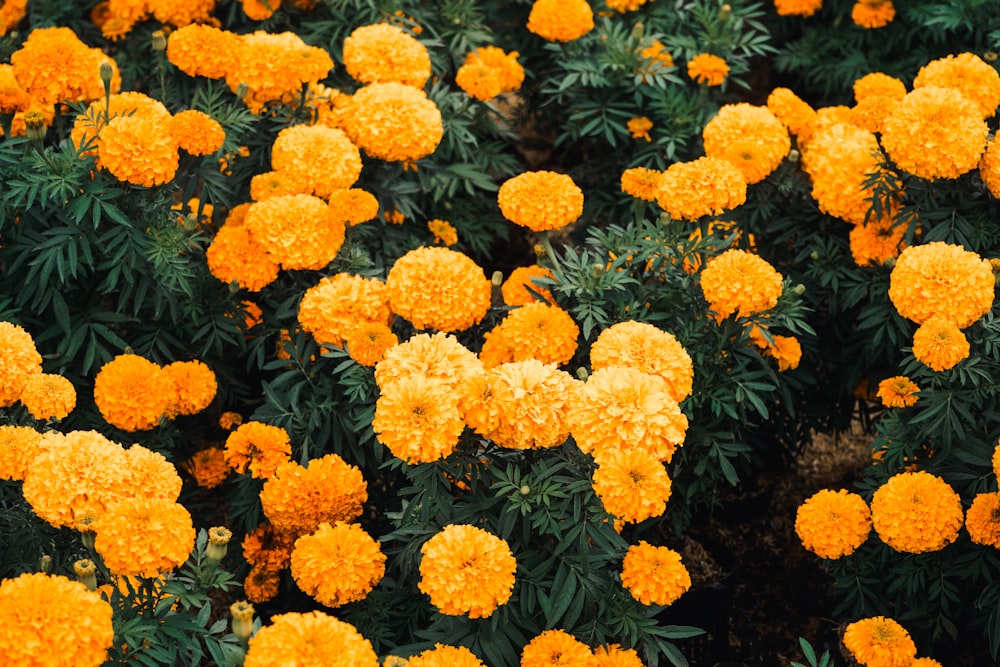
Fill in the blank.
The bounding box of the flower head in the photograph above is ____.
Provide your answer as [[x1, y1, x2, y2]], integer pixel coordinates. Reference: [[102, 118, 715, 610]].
[[18, 372, 75, 420], [94, 353, 173, 431], [341, 82, 443, 162], [521, 629, 596, 666], [656, 157, 747, 221], [498, 170, 584, 232], [842, 616, 916, 667], [373, 374, 465, 463], [260, 454, 367, 536], [795, 489, 871, 559], [227, 31, 334, 113], [375, 332, 483, 391], [527, 0, 594, 42], [298, 273, 392, 348], [243, 523, 297, 571], [870, 471, 963, 553], [911, 317, 971, 371], [501, 265, 555, 306], [163, 360, 217, 418], [620, 167, 664, 202], [628, 116, 653, 141], [291, 522, 386, 607], [242, 0, 281, 20], [270, 124, 362, 198], [480, 302, 580, 368], [851, 0, 896, 28], [799, 121, 884, 224], [774, 0, 823, 16], [408, 644, 487, 667], [965, 492, 1000, 548], [244, 194, 346, 271], [592, 449, 672, 524], [876, 376, 919, 408], [343, 23, 430, 88], [702, 103, 790, 184], [385, 247, 491, 332], [914, 52, 1000, 119], [701, 249, 783, 320], [687, 53, 729, 86], [167, 24, 243, 79], [621, 541, 691, 606], [95, 497, 195, 577], [345, 322, 398, 367], [170, 110, 225, 156], [590, 321, 693, 403], [181, 447, 230, 489], [11, 27, 119, 106], [329, 188, 380, 225], [419, 524, 516, 618], [889, 242, 993, 328], [766, 87, 818, 141], [98, 114, 179, 187], [244, 612, 379, 667], [206, 223, 280, 292], [0, 425, 43, 481], [224, 421, 292, 478], [457, 46, 524, 100], [849, 216, 908, 266]]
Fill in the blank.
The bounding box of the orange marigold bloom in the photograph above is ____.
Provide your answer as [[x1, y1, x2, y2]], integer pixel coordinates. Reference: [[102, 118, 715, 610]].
[[0, 64, 30, 114], [0, 0, 26, 35], [98, 114, 179, 187], [329, 188, 380, 225], [0, 572, 114, 667], [911, 317, 970, 372], [340, 82, 443, 162], [94, 497, 195, 577], [418, 524, 516, 618], [766, 87, 817, 142], [914, 52, 1000, 119], [993, 439, 1000, 480], [703, 103, 791, 184], [636, 40, 674, 81], [607, 0, 651, 10], [409, 644, 487, 667], [181, 447, 230, 489], [244, 611, 379, 667], [656, 157, 747, 221], [593, 449, 672, 524], [701, 249, 783, 320], [167, 24, 243, 79], [965, 492, 1000, 548], [569, 366, 688, 464], [148, 0, 215, 27], [882, 87, 987, 181], [456, 60, 504, 101], [799, 121, 884, 224], [620, 166, 663, 202], [627, 116, 653, 141], [224, 421, 292, 479], [260, 454, 367, 536], [244, 194, 346, 271], [227, 31, 334, 113], [871, 471, 963, 553], [910, 659, 942, 667], [591, 321, 694, 403], [851, 0, 895, 28], [270, 124, 362, 199], [479, 302, 580, 368], [123, 444, 183, 502], [298, 273, 392, 348], [375, 331, 483, 391], [0, 425, 43, 481], [291, 521, 386, 607], [502, 265, 555, 306], [242, 0, 281, 20], [888, 241, 994, 328], [169, 110, 225, 156], [250, 170, 299, 201], [527, 0, 594, 42], [521, 629, 596, 667], [345, 322, 398, 367], [428, 218, 458, 246], [767, 334, 803, 372], [458, 359, 577, 449], [457, 46, 524, 100], [849, 215, 908, 266], [243, 523, 296, 570], [0, 321, 41, 407], [71, 91, 171, 160], [342, 23, 430, 88], [774, 0, 822, 16], [849, 96, 900, 135], [687, 53, 729, 86], [593, 644, 645, 667], [876, 376, 919, 408], [94, 353, 173, 431], [980, 136, 1000, 199], [11, 27, 120, 106], [621, 541, 691, 606], [373, 374, 465, 463], [386, 246, 491, 332], [206, 223, 280, 292], [498, 170, 584, 232], [244, 566, 281, 603], [853, 72, 907, 103], [842, 616, 916, 667], [163, 359, 217, 418], [794, 489, 871, 559]]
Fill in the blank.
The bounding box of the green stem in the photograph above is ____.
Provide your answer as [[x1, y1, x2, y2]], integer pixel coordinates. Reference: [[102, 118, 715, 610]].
[[539, 232, 564, 280]]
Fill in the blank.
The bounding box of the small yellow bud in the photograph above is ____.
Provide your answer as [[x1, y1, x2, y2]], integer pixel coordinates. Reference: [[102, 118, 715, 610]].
[[491, 270, 504, 287], [74, 559, 98, 591], [590, 263, 604, 279], [38, 554, 52, 573], [631, 22, 645, 41], [519, 485, 531, 495], [719, 3, 732, 20], [235, 82, 249, 100], [230, 600, 255, 641], [809, 251, 820, 261], [99, 62, 115, 87], [787, 148, 800, 163], [985, 51, 999, 63], [792, 283, 806, 296], [533, 243, 546, 259], [576, 366, 590, 382], [151, 30, 167, 52], [206, 526, 233, 564], [24, 111, 46, 144], [229, 280, 241, 294]]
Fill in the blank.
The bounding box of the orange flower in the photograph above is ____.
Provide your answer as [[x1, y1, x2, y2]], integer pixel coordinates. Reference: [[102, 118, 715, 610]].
[[870, 471, 963, 553], [794, 489, 871, 559], [93, 354, 174, 432], [374, 331, 483, 391], [428, 219, 458, 246], [456, 46, 524, 100], [914, 52, 1000, 119], [291, 522, 386, 607], [592, 449, 672, 524], [148, 0, 215, 27], [607, 0, 651, 10], [206, 223, 280, 292], [342, 23, 430, 88], [385, 247, 491, 332], [408, 644, 487, 667], [842, 617, 916, 667], [636, 40, 674, 81], [526, 0, 594, 42], [243, 523, 296, 570], [0, 321, 42, 407], [0, 425, 43, 481], [501, 265, 555, 306], [627, 116, 653, 141], [799, 121, 884, 224], [98, 114, 179, 187], [911, 317, 970, 372], [701, 249, 783, 320], [340, 82, 443, 162], [521, 629, 596, 667], [224, 421, 292, 479], [876, 376, 919, 408], [773, 0, 822, 16], [244, 566, 281, 603], [590, 320, 693, 403], [621, 541, 691, 606], [656, 156, 747, 221], [181, 447, 230, 489], [298, 273, 392, 348], [94, 497, 195, 577], [227, 31, 334, 113], [853, 72, 907, 103], [242, 0, 281, 20], [980, 136, 1000, 199], [418, 524, 516, 618], [243, 194, 346, 271], [455, 60, 503, 101], [0, 64, 29, 114], [849, 216, 908, 266], [851, 0, 896, 28], [17, 373, 76, 420], [270, 124, 362, 198], [498, 170, 584, 232], [167, 24, 243, 79], [479, 302, 580, 368], [373, 375, 465, 463], [11, 27, 120, 106], [687, 53, 729, 86], [71, 91, 171, 160], [244, 612, 379, 667], [965, 492, 1000, 548], [260, 454, 367, 536], [328, 188, 380, 225], [169, 110, 225, 156], [0, 0, 26, 35], [345, 322, 398, 367], [620, 166, 663, 202], [702, 103, 790, 184], [163, 359, 217, 417], [766, 87, 817, 141]]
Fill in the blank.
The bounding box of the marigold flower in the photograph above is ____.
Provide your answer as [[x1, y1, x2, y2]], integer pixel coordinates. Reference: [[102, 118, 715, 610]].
[[243, 566, 281, 603], [341, 82, 443, 162], [980, 137, 1000, 199], [593, 644, 645, 667], [426, 218, 458, 246], [418, 524, 516, 618], [498, 170, 584, 232], [591, 321, 693, 403], [479, 302, 580, 368], [93, 354, 173, 432], [700, 249, 783, 320], [228, 31, 334, 113], [911, 317, 970, 372], [849, 216, 908, 266], [656, 156, 747, 221], [842, 616, 916, 667], [569, 366, 688, 463], [0, 425, 43, 481], [965, 492, 1000, 548], [774, 0, 822, 16], [687, 53, 729, 86], [620, 541, 691, 606], [526, 0, 594, 42], [386, 246, 491, 332], [876, 376, 919, 408], [913, 52, 1000, 119], [181, 447, 230, 489], [94, 497, 195, 577], [909, 660, 942, 667], [521, 629, 596, 667], [270, 124, 362, 199], [163, 359, 217, 418], [0, 321, 41, 407], [98, 114, 179, 187], [853, 72, 907, 103], [11, 27, 120, 106], [851, 0, 896, 28], [799, 121, 884, 224], [0, 0, 26, 36], [329, 188, 380, 225], [794, 489, 871, 559], [298, 273, 392, 348], [501, 265, 555, 306], [882, 86, 987, 181], [703, 103, 790, 184], [206, 223, 280, 292], [767, 334, 803, 372], [167, 24, 243, 79], [345, 322, 398, 367], [375, 331, 483, 391], [870, 471, 963, 553], [593, 449, 672, 524], [123, 444, 184, 503], [607, 0, 651, 10], [766, 87, 818, 142], [244, 194, 346, 271], [0, 572, 114, 667], [169, 109, 225, 156], [373, 374, 465, 463], [0, 64, 29, 114], [260, 454, 367, 536], [457, 46, 524, 100], [455, 60, 503, 101], [409, 644, 487, 667], [620, 167, 663, 202], [636, 40, 674, 81], [244, 611, 379, 667], [242, 0, 281, 20], [342, 23, 430, 88], [243, 523, 296, 571], [291, 522, 386, 607], [627, 116, 653, 142], [889, 242, 994, 327], [224, 421, 292, 478], [71, 91, 171, 160], [16, 371, 74, 421]]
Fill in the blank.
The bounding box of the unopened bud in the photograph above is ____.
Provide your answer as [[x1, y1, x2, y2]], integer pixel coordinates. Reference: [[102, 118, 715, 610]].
[[38, 554, 52, 573], [491, 270, 503, 287], [230, 601, 255, 642], [576, 366, 590, 382], [631, 22, 645, 41], [182, 214, 199, 232], [590, 263, 604, 279], [24, 111, 46, 144], [809, 251, 820, 260], [519, 485, 531, 495], [151, 30, 167, 52], [235, 82, 249, 100], [533, 243, 546, 259], [787, 148, 800, 163], [792, 283, 806, 296], [985, 51, 999, 63], [229, 280, 241, 294], [206, 526, 233, 564], [74, 559, 98, 591], [719, 3, 732, 21]]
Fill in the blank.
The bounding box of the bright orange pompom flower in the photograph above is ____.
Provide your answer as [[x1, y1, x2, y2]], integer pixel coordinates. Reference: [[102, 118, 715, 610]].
[[418, 524, 516, 618], [93, 354, 174, 432], [620, 541, 691, 606], [498, 170, 584, 232], [385, 247, 491, 332]]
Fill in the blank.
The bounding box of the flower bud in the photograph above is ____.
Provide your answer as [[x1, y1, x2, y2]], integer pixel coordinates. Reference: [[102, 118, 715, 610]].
[[985, 51, 999, 63], [206, 526, 233, 564], [74, 559, 98, 591], [792, 283, 806, 296], [787, 148, 800, 163], [719, 3, 732, 21], [38, 554, 52, 573], [519, 485, 531, 495], [151, 30, 167, 53], [235, 82, 249, 100], [576, 366, 590, 382], [230, 600, 255, 642], [533, 243, 546, 259], [590, 263, 604, 279], [24, 111, 46, 144], [99, 62, 115, 88], [491, 270, 503, 287], [631, 22, 645, 41]]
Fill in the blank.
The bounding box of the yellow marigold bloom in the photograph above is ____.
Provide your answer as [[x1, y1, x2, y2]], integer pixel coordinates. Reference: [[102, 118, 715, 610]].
[[291, 521, 386, 607], [620, 166, 663, 202], [871, 471, 963, 553], [329, 188, 380, 225], [876, 376, 919, 408], [245, 611, 379, 667], [569, 366, 688, 463], [687, 53, 729, 86], [591, 321, 694, 403], [346, 322, 398, 367], [299, 273, 392, 348], [888, 242, 994, 328], [181, 447, 230, 489], [656, 156, 747, 221], [271, 124, 362, 199], [373, 374, 465, 463], [163, 359, 217, 418], [409, 644, 487, 667], [843, 616, 916, 667], [98, 114, 179, 187], [0, 321, 41, 407], [502, 265, 555, 306], [244, 194, 346, 271], [851, 0, 895, 28], [0, 425, 42, 481], [260, 454, 367, 536], [228, 31, 334, 113], [94, 353, 173, 431], [224, 421, 292, 479], [342, 23, 430, 88], [701, 249, 783, 320], [244, 566, 281, 603], [965, 492, 1000, 548], [621, 542, 691, 607], [911, 317, 970, 372], [882, 86, 987, 181], [206, 223, 280, 292], [243, 523, 296, 570], [456, 60, 503, 101], [593, 449, 672, 524], [794, 489, 871, 559], [498, 170, 584, 232], [458, 359, 577, 449], [71, 91, 171, 161], [18, 372, 76, 421], [914, 52, 1000, 119], [774, 0, 822, 16], [799, 121, 883, 224], [341, 82, 443, 162], [386, 246, 491, 332], [854, 72, 907, 103], [527, 0, 594, 42], [169, 109, 225, 156], [0, 572, 114, 667], [521, 629, 596, 667], [11, 27, 120, 106], [703, 103, 791, 184], [627, 116, 653, 141], [593, 644, 645, 667], [242, 0, 281, 20], [849, 216, 907, 266], [375, 331, 483, 391], [479, 302, 580, 369], [766, 87, 818, 142], [418, 524, 516, 618], [167, 24, 243, 79], [909, 660, 942, 667], [94, 497, 195, 577], [123, 444, 183, 503], [0, 0, 26, 35]]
